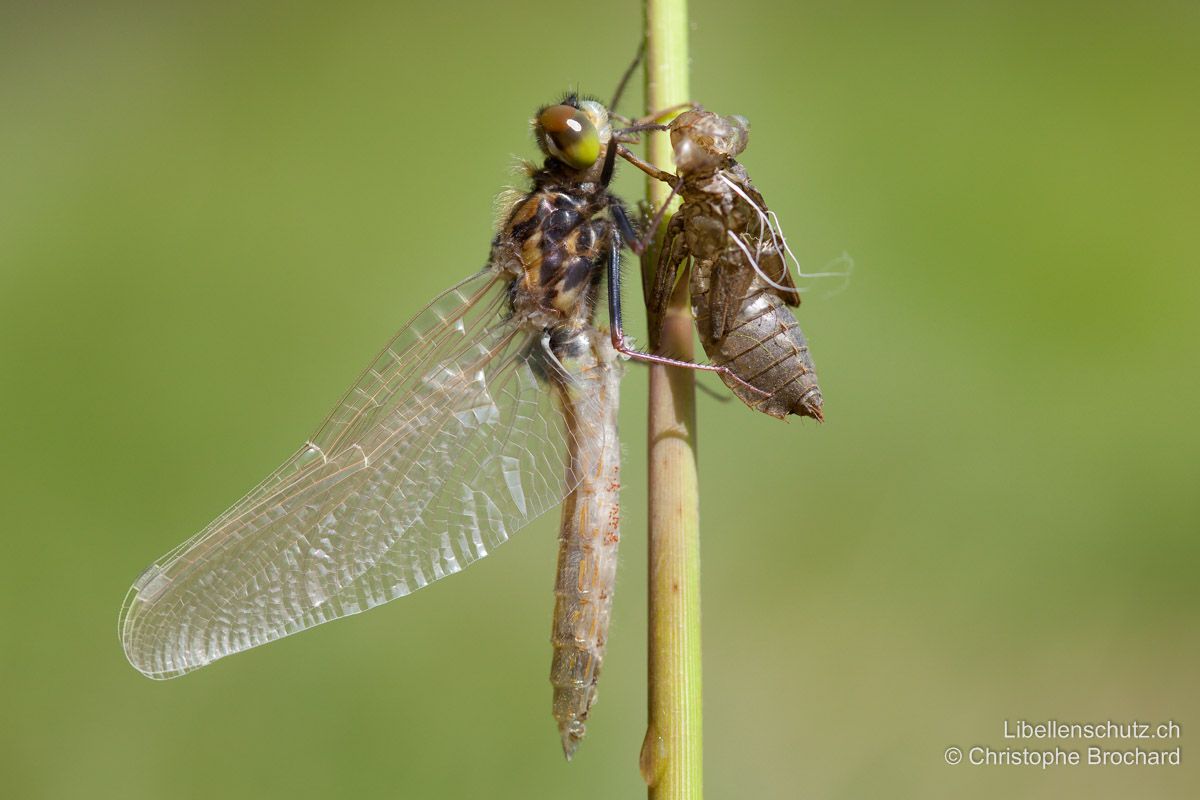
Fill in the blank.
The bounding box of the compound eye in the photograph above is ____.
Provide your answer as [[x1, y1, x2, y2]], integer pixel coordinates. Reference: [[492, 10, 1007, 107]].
[[537, 104, 601, 169]]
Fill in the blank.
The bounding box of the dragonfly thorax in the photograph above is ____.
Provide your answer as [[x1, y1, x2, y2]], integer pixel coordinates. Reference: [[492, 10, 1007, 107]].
[[498, 177, 616, 331]]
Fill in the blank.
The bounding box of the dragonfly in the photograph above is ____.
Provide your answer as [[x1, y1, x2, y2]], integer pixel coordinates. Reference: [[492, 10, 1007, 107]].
[[118, 75, 714, 758], [618, 108, 840, 421]]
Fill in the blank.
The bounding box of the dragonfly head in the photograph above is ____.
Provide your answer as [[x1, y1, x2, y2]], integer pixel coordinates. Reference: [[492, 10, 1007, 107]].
[[670, 109, 750, 174], [535, 95, 613, 172]]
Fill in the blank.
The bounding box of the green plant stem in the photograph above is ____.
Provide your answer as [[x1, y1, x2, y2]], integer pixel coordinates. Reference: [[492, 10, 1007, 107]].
[[640, 1, 701, 799]]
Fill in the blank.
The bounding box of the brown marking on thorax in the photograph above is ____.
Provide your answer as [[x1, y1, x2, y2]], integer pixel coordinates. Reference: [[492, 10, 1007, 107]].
[[496, 169, 617, 327]]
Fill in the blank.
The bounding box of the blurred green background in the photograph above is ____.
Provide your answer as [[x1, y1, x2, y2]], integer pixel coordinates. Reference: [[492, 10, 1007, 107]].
[[2, 1, 1197, 798]]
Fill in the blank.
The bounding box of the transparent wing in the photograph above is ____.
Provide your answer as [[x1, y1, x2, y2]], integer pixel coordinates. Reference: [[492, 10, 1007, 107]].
[[120, 267, 599, 679]]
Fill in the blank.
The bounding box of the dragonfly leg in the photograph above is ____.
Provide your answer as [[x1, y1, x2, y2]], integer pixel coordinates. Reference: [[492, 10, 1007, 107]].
[[648, 215, 687, 337], [608, 41, 645, 113], [605, 237, 769, 397], [599, 130, 621, 188], [625, 102, 695, 128], [613, 122, 668, 145], [611, 180, 683, 256], [614, 101, 698, 141], [615, 144, 676, 184]]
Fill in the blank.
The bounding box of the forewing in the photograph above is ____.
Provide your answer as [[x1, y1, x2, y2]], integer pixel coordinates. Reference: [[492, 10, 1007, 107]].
[[120, 267, 595, 679]]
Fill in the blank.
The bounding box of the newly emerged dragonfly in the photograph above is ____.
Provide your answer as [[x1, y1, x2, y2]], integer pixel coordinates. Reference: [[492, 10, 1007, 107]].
[[118, 86, 689, 758], [620, 108, 836, 421]]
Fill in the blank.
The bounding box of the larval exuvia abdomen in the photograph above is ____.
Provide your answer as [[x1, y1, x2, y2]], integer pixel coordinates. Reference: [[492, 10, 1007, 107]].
[[692, 280, 823, 421]]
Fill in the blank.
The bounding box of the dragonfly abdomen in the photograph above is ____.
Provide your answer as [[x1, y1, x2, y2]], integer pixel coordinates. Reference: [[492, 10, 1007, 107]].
[[548, 334, 621, 759]]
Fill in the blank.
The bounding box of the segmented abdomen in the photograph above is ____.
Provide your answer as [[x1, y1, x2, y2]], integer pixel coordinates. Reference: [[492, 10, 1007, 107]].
[[693, 285, 823, 421], [549, 333, 622, 759]]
